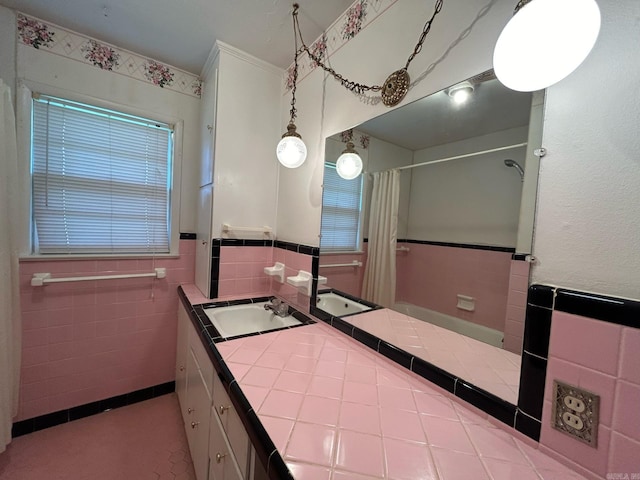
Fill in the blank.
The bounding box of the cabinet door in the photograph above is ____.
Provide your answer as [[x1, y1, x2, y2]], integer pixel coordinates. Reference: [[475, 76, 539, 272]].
[[186, 350, 212, 480], [175, 302, 190, 419], [209, 410, 243, 480], [213, 374, 249, 476], [195, 184, 213, 298], [199, 68, 218, 187]]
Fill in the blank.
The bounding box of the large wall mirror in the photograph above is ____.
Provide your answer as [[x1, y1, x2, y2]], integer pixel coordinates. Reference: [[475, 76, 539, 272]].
[[316, 70, 544, 405]]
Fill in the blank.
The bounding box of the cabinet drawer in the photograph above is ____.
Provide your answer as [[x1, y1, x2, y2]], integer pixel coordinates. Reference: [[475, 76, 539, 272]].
[[190, 331, 214, 396], [213, 374, 249, 477], [209, 409, 243, 480]]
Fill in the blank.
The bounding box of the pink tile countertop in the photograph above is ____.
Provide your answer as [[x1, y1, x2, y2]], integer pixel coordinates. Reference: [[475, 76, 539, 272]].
[[182, 286, 584, 479], [344, 308, 522, 405]]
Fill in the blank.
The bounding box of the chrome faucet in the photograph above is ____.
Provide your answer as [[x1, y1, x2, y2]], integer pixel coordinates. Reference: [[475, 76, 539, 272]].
[[264, 298, 289, 317]]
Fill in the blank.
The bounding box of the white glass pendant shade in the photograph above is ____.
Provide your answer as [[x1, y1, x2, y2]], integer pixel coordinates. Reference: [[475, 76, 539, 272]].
[[276, 123, 307, 168], [336, 143, 363, 180], [494, 0, 601, 92]]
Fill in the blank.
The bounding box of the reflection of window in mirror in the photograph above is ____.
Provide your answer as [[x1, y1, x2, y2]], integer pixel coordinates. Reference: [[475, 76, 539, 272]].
[[320, 163, 363, 253]]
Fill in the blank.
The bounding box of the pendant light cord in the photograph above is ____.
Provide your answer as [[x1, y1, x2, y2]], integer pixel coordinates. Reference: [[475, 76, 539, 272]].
[[289, 4, 301, 123], [291, 0, 444, 95]]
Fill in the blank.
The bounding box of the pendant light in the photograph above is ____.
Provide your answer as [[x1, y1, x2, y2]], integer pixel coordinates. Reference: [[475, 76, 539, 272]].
[[277, 4, 307, 168], [336, 142, 363, 180], [493, 0, 601, 92]]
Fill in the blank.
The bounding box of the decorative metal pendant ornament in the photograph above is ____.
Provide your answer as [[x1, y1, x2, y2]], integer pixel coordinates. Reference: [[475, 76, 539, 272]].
[[381, 69, 410, 107]]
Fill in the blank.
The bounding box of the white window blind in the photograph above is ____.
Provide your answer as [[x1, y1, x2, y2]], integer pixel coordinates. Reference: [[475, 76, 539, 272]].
[[320, 163, 363, 252], [31, 94, 173, 254]]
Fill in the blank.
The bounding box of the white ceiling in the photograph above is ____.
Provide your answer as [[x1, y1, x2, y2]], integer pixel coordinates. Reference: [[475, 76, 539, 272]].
[[0, 0, 354, 74], [357, 76, 533, 151]]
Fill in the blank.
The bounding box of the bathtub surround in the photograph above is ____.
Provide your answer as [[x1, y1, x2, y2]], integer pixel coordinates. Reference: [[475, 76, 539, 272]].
[[16, 238, 196, 422], [0, 78, 21, 453]]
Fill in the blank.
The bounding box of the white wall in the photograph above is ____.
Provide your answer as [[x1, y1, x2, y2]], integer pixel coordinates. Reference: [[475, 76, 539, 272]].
[[531, 0, 640, 299], [276, 0, 516, 247], [408, 127, 527, 247], [13, 32, 200, 237], [277, 0, 640, 300], [0, 7, 15, 103]]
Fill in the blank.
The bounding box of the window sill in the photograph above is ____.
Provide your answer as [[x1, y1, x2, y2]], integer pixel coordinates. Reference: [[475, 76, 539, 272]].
[[20, 253, 180, 262], [319, 251, 365, 256]]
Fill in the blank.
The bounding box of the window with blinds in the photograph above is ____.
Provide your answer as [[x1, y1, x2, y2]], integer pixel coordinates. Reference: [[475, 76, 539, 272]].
[[31, 94, 173, 254], [320, 163, 363, 252]]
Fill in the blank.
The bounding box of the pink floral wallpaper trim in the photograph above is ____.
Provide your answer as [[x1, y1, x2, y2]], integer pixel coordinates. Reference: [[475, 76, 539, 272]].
[[284, 0, 400, 91], [16, 13, 202, 98]]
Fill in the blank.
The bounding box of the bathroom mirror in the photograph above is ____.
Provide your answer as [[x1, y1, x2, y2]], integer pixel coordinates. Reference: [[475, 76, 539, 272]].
[[316, 70, 543, 404]]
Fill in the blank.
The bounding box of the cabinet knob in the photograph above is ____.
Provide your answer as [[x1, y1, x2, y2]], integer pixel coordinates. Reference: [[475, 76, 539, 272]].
[[215, 452, 226, 464], [202, 240, 208, 245], [190, 421, 199, 429], [218, 405, 230, 415], [179, 365, 185, 372], [188, 408, 194, 414], [207, 124, 213, 132]]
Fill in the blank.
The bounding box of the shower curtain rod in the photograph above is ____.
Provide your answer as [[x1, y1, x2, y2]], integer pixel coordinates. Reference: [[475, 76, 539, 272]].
[[391, 142, 528, 172]]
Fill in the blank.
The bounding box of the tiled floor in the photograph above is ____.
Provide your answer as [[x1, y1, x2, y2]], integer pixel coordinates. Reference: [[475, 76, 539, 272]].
[[217, 322, 585, 479], [0, 394, 195, 480], [344, 308, 522, 404]]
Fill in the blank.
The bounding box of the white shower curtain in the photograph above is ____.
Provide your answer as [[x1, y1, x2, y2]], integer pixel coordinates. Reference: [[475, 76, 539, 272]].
[[0, 79, 21, 452], [362, 169, 400, 307]]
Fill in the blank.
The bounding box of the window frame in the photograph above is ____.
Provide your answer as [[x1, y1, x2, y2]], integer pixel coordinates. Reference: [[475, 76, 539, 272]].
[[17, 80, 183, 259]]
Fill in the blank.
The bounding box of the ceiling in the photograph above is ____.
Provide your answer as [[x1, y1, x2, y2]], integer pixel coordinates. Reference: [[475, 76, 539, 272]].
[[357, 75, 533, 151], [0, 0, 354, 74]]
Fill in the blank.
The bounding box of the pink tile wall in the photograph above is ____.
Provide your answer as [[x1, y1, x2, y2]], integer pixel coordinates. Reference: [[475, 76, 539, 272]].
[[503, 260, 530, 354], [218, 246, 273, 299], [540, 311, 640, 478], [18, 239, 196, 421], [395, 243, 512, 332], [319, 249, 366, 298], [270, 248, 313, 312]]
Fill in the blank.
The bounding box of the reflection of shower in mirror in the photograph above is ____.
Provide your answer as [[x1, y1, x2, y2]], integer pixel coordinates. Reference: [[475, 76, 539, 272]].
[[504, 159, 525, 181]]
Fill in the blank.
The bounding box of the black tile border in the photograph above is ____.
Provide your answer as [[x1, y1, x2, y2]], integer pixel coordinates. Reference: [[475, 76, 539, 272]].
[[515, 409, 542, 440], [274, 240, 319, 257], [396, 239, 516, 253], [528, 284, 555, 309], [11, 381, 176, 438], [217, 238, 274, 247], [555, 288, 640, 328], [512, 253, 528, 261], [518, 352, 547, 421], [522, 305, 552, 358], [179, 232, 197, 240], [179, 287, 302, 480], [310, 303, 517, 428]]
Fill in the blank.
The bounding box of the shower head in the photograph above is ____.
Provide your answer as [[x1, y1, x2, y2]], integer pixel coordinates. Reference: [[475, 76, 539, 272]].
[[504, 159, 524, 181]]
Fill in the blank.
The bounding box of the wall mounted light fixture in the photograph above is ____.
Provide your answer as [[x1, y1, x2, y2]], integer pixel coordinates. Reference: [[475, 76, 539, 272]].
[[494, 0, 601, 92], [336, 142, 363, 180]]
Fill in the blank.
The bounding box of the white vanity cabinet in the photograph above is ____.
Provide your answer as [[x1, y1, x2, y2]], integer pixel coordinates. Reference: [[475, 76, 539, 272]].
[[194, 40, 282, 299], [176, 300, 270, 480]]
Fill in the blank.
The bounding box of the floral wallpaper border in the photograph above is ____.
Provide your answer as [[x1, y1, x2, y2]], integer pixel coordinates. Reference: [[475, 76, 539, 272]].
[[17, 13, 202, 98], [285, 0, 399, 92]]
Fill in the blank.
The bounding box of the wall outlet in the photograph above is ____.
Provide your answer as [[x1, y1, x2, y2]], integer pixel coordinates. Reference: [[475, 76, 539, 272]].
[[552, 380, 600, 447]]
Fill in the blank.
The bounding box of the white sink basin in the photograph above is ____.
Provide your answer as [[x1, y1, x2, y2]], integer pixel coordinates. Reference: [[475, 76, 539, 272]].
[[203, 302, 301, 338], [316, 292, 372, 317]]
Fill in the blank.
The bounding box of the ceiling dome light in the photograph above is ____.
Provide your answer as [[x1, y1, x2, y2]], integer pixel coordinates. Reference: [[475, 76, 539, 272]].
[[447, 81, 474, 104], [336, 142, 363, 180], [277, 123, 307, 168], [494, 0, 601, 92]]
